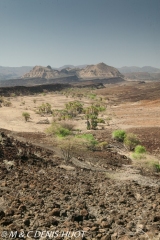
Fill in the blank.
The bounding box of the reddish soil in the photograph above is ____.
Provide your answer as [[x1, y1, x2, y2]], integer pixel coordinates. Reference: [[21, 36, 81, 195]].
[[127, 127, 160, 155]]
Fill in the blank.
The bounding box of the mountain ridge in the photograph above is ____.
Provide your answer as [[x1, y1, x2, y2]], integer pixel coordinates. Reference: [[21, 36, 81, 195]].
[[118, 66, 160, 74], [22, 62, 123, 80], [1, 64, 160, 81]]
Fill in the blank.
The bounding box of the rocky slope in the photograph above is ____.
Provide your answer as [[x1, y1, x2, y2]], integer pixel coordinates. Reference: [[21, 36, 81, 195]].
[[22, 66, 72, 79], [77, 63, 123, 79], [0, 131, 160, 240]]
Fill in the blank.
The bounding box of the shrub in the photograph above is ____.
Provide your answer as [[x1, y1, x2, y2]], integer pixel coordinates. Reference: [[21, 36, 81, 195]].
[[97, 106, 106, 112], [98, 141, 108, 150], [57, 136, 87, 162], [124, 133, 140, 150], [38, 103, 52, 114], [65, 101, 83, 117], [112, 130, 126, 142], [22, 112, 30, 122], [3, 101, 12, 107], [88, 93, 96, 99], [134, 145, 146, 154], [46, 122, 71, 138], [57, 128, 70, 137], [76, 133, 98, 150], [60, 121, 75, 131]]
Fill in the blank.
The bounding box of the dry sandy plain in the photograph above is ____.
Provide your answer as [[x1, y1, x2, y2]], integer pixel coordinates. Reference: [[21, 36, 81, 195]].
[[1, 81, 160, 153]]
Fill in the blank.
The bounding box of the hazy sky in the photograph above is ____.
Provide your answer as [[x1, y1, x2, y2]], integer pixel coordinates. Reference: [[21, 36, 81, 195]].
[[0, 0, 160, 68]]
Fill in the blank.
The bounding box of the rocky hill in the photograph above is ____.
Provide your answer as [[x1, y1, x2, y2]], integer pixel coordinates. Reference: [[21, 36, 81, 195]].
[[22, 63, 123, 80], [0, 63, 125, 87], [22, 65, 73, 79], [77, 62, 123, 79]]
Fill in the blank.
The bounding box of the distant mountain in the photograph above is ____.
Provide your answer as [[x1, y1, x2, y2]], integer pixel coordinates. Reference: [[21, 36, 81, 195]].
[[1, 64, 160, 81], [118, 66, 160, 74], [0, 65, 87, 80], [58, 64, 87, 70], [124, 72, 160, 80], [0, 66, 33, 80], [141, 66, 160, 73], [22, 63, 123, 80]]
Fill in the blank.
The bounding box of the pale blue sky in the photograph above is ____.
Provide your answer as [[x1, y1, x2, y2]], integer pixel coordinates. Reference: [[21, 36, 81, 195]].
[[0, 0, 160, 68]]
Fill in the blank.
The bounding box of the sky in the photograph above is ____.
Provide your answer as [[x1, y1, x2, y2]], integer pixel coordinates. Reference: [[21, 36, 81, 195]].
[[0, 0, 160, 68]]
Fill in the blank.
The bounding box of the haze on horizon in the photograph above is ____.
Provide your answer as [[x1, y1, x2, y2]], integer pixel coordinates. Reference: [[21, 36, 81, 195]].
[[0, 0, 160, 68]]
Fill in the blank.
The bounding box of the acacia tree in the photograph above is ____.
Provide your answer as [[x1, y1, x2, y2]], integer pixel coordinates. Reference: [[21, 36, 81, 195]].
[[57, 136, 86, 162]]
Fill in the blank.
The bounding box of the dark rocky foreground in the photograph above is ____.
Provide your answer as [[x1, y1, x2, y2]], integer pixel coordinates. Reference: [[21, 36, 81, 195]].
[[0, 82, 105, 98], [0, 75, 124, 88], [0, 132, 160, 239]]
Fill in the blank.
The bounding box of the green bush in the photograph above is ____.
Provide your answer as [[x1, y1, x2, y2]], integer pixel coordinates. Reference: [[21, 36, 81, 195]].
[[76, 133, 98, 150], [134, 145, 146, 154], [46, 122, 71, 138], [112, 130, 126, 142], [124, 133, 140, 150], [57, 127, 70, 137], [22, 112, 30, 122]]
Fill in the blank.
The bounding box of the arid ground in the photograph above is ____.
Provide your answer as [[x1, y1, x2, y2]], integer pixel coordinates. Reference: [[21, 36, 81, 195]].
[[0, 80, 160, 239]]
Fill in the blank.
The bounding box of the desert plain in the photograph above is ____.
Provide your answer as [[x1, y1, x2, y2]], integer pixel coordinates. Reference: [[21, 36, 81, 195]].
[[0, 79, 160, 240]]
